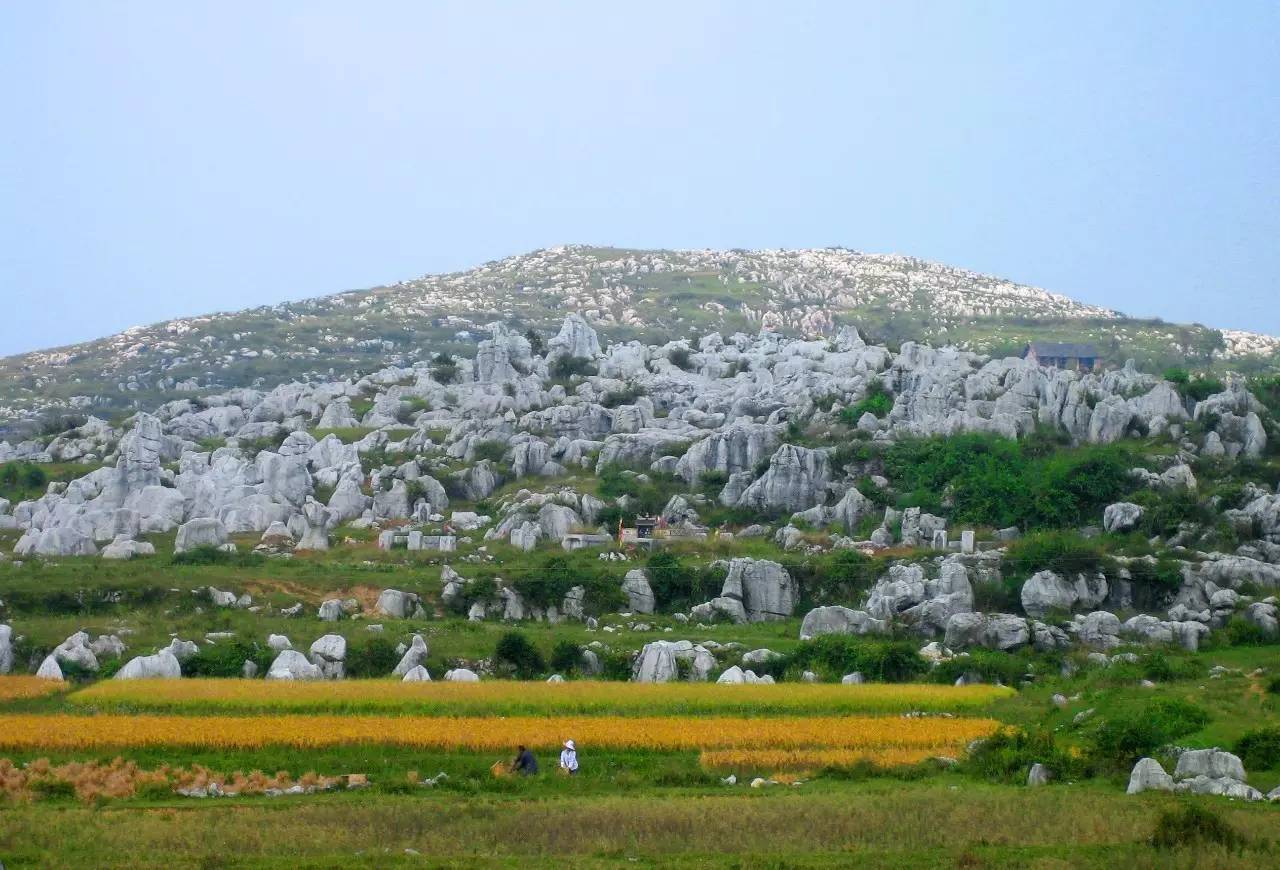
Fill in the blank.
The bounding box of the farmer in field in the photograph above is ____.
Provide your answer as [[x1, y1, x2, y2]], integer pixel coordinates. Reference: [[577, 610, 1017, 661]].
[[512, 744, 538, 776], [559, 739, 579, 775]]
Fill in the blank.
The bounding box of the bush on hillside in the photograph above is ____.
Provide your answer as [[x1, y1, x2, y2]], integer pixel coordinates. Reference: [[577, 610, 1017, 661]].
[[345, 636, 401, 678], [1088, 698, 1209, 768], [1234, 726, 1280, 771], [494, 631, 546, 678], [780, 636, 927, 683], [1004, 531, 1106, 578], [1151, 803, 1246, 851]]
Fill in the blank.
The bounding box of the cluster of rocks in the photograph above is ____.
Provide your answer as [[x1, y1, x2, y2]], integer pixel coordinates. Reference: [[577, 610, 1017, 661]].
[[1127, 748, 1278, 802], [6, 312, 1268, 567]]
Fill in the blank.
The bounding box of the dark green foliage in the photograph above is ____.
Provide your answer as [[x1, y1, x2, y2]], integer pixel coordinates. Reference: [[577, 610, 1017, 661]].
[[1182, 375, 1226, 403], [169, 547, 266, 568], [1137, 652, 1205, 682], [494, 631, 546, 678], [596, 464, 682, 517], [471, 441, 507, 463], [1088, 698, 1210, 768], [1268, 675, 1280, 695], [781, 636, 927, 683], [511, 557, 624, 615], [1125, 557, 1185, 598], [1234, 727, 1280, 771], [645, 551, 714, 611], [601, 384, 646, 408], [930, 650, 1031, 687], [29, 779, 77, 800], [697, 469, 729, 492], [1004, 531, 1105, 578], [549, 640, 581, 675], [838, 380, 893, 424], [963, 728, 1084, 784], [803, 550, 883, 605], [344, 636, 401, 678], [524, 329, 545, 356], [1224, 616, 1274, 647], [667, 347, 694, 371], [1132, 487, 1210, 538], [1151, 803, 1246, 851], [551, 355, 597, 379], [184, 640, 274, 678], [882, 434, 1133, 529], [397, 396, 431, 425], [430, 353, 458, 384]]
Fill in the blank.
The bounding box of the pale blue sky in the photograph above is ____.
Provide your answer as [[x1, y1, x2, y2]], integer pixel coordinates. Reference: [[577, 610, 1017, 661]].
[[1, 2, 1277, 356]]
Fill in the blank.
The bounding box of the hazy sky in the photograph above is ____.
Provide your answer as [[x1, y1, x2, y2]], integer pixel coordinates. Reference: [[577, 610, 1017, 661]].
[[1, 2, 1277, 356]]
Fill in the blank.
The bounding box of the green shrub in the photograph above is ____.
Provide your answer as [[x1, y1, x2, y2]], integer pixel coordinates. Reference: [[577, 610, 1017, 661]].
[[344, 636, 401, 678], [931, 650, 1029, 686], [430, 353, 458, 384], [525, 329, 545, 356], [1182, 375, 1226, 403], [549, 640, 581, 675], [1004, 531, 1105, 578], [1138, 652, 1205, 682], [1133, 488, 1210, 538], [668, 348, 694, 371], [471, 441, 507, 463], [783, 636, 927, 683], [963, 728, 1083, 784], [494, 631, 545, 679], [551, 355, 597, 379], [1224, 616, 1274, 647], [839, 380, 893, 424], [169, 547, 265, 568], [184, 640, 273, 678], [645, 551, 712, 611], [1234, 727, 1280, 770], [1268, 675, 1280, 695], [1088, 698, 1210, 768], [1151, 803, 1246, 851], [883, 434, 1132, 529]]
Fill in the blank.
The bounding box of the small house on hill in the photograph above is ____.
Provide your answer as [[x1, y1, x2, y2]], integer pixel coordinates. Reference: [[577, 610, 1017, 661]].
[[1022, 342, 1098, 371]]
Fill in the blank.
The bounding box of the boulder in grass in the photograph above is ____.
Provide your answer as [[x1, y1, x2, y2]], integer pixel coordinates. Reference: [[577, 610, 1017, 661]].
[[401, 665, 432, 682], [266, 649, 323, 680], [1126, 757, 1174, 794], [1174, 748, 1246, 782], [392, 634, 429, 676], [444, 668, 480, 682], [36, 655, 65, 681], [115, 650, 182, 680]]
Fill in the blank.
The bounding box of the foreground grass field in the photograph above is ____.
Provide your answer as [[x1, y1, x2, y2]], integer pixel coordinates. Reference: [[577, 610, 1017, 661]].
[[1, 782, 1277, 868]]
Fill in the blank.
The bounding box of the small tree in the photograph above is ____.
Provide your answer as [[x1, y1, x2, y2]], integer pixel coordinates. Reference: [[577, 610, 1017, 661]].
[[494, 631, 546, 679]]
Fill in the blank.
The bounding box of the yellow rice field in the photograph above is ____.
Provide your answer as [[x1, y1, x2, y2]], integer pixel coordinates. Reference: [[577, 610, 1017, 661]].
[[0, 713, 1003, 752], [0, 677, 66, 702], [698, 747, 963, 772], [68, 679, 1013, 716]]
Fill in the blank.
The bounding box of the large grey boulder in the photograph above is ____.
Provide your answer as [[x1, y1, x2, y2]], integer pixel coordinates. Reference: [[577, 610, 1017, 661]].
[[690, 596, 749, 624], [115, 650, 182, 679], [943, 612, 1030, 651], [719, 558, 795, 621], [1021, 570, 1108, 618], [674, 422, 780, 485], [162, 638, 200, 662], [1126, 758, 1174, 794], [174, 517, 228, 553], [36, 655, 65, 680], [375, 589, 423, 620], [737, 444, 830, 514], [546, 313, 602, 361], [89, 634, 126, 659], [309, 634, 347, 679], [53, 632, 99, 672], [392, 634, 430, 676], [266, 649, 323, 680], [1174, 748, 1246, 781], [799, 606, 889, 640], [401, 665, 432, 682], [14, 527, 99, 557], [0, 625, 11, 675], [621, 570, 656, 615], [632, 641, 679, 682], [443, 668, 480, 682], [1103, 502, 1144, 533], [317, 599, 344, 621]]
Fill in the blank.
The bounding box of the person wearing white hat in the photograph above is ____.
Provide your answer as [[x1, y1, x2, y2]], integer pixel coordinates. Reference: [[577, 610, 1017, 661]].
[[559, 739, 579, 775]]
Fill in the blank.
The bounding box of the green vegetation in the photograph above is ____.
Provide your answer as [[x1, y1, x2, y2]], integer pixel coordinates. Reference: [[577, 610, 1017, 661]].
[[839, 380, 893, 424], [883, 433, 1134, 528]]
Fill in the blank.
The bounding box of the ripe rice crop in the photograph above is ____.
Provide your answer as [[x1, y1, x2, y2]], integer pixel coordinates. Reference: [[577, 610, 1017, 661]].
[[0, 714, 1002, 753], [68, 680, 1012, 717], [699, 747, 963, 772], [0, 677, 66, 702]]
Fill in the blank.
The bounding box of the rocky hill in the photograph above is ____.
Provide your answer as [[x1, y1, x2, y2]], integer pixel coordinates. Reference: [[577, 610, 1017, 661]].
[[3, 245, 1278, 431]]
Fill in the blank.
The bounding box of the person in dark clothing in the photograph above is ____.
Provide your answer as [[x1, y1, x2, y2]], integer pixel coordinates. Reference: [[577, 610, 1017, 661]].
[[513, 745, 538, 775]]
